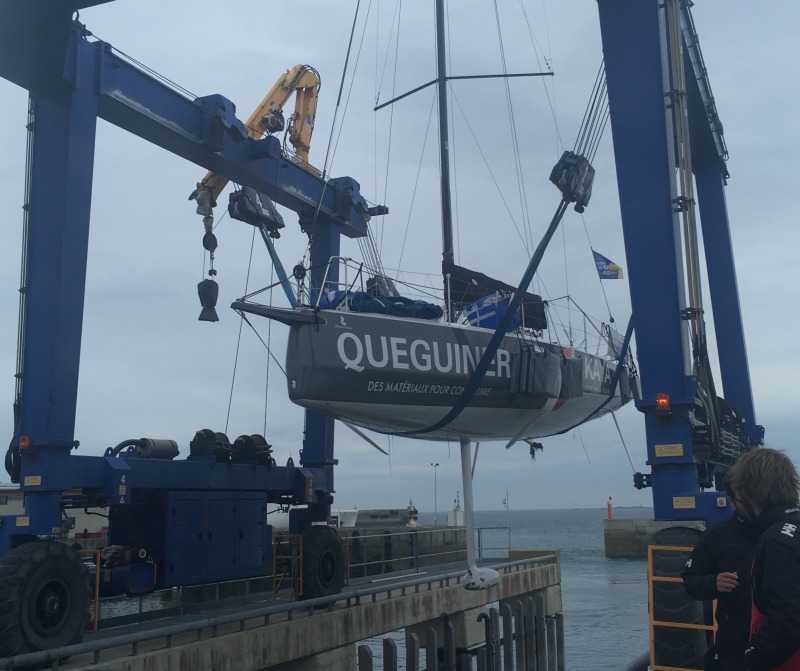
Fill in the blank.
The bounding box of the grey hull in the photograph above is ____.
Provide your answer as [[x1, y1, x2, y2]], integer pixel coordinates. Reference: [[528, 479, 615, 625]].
[[236, 303, 637, 443]]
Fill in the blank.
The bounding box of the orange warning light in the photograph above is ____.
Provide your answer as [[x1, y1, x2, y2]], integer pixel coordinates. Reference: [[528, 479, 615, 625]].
[[19, 435, 31, 450], [655, 393, 671, 415]]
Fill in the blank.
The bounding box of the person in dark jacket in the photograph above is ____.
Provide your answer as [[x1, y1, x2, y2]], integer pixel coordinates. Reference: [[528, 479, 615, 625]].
[[682, 492, 755, 671], [726, 447, 800, 671]]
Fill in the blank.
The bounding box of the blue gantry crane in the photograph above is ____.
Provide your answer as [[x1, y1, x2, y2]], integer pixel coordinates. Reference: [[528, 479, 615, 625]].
[[598, 3, 763, 667], [596, 0, 762, 527], [0, 0, 385, 656], [0, 0, 763, 660]]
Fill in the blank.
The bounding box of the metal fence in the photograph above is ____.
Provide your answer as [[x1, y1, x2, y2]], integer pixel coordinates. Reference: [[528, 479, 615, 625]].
[[347, 526, 470, 580], [475, 526, 513, 564]]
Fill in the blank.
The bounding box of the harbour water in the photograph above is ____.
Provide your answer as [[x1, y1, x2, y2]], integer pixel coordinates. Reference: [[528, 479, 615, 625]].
[[387, 506, 653, 670]]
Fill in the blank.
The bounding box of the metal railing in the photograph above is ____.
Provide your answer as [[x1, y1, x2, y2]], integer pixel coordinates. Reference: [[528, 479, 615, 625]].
[[50, 526, 494, 634], [347, 526, 470, 581], [475, 525, 512, 564]]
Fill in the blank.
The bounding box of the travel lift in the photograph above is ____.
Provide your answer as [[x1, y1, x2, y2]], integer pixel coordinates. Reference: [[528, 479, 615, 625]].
[[0, 0, 762, 657], [0, 0, 382, 656], [597, 0, 761, 524]]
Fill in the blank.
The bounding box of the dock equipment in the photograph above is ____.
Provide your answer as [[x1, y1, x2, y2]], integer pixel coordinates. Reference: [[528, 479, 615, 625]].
[[597, 0, 761, 522], [0, 0, 385, 656], [0, 0, 763, 661]]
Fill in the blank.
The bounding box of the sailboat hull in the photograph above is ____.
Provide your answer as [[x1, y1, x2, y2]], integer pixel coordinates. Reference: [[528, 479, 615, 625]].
[[270, 307, 637, 442]]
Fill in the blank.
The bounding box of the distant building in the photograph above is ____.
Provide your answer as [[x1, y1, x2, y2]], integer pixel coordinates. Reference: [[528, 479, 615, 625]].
[[0, 483, 23, 515], [0, 483, 108, 535]]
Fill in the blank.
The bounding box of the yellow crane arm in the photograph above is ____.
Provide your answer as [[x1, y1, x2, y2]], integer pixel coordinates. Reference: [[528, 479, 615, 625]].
[[198, 64, 321, 203]]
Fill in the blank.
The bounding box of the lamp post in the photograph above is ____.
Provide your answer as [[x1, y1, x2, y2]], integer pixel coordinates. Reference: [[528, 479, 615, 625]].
[[430, 462, 439, 525]]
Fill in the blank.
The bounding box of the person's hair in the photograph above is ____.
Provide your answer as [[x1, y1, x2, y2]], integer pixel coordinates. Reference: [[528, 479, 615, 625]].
[[721, 472, 736, 501], [726, 447, 800, 515]]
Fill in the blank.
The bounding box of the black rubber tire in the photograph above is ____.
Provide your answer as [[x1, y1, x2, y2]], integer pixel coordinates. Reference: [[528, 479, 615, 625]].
[[300, 525, 345, 600], [651, 526, 708, 671], [0, 540, 91, 657]]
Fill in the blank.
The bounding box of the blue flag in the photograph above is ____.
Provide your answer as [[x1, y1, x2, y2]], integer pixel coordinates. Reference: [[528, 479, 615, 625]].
[[592, 250, 624, 279]]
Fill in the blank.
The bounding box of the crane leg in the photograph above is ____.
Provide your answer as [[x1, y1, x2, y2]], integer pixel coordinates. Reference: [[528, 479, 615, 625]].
[[459, 437, 500, 590]]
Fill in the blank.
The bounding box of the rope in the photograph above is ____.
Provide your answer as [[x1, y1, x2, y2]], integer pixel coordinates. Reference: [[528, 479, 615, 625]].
[[562, 225, 571, 341], [380, 1, 402, 228], [493, 0, 534, 255], [263, 264, 275, 437], [576, 430, 591, 463], [329, 2, 375, 170], [580, 215, 615, 325], [225, 228, 258, 435], [516, 0, 562, 153], [235, 312, 288, 379], [395, 91, 437, 275], [311, 0, 366, 229], [450, 90, 525, 249], [612, 411, 637, 473], [544, 300, 573, 350]]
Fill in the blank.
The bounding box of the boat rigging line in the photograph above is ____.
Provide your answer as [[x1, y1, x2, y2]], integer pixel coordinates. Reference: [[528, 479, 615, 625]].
[[306, 0, 366, 253], [448, 89, 527, 250], [576, 430, 590, 463], [515, 0, 562, 153], [318, 0, 398, 292], [225, 226, 259, 436], [492, 0, 535, 255], [376, 0, 401, 257], [611, 411, 637, 473], [234, 312, 288, 380], [262, 264, 276, 437], [225, 228, 282, 439], [340, 421, 389, 456], [580, 214, 616, 325], [392, 91, 437, 279]]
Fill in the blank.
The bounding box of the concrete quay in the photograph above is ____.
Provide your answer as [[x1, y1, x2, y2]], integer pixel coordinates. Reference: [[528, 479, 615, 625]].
[[603, 518, 705, 558], [0, 555, 560, 671]]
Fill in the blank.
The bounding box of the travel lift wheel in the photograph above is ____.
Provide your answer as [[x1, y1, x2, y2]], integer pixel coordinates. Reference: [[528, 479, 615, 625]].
[[0, 540, 91, 657], [299, 525, 345, 600]]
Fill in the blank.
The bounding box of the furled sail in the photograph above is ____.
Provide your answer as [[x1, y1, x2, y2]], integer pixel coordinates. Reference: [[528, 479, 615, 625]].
[[443, 261, 547, 332]]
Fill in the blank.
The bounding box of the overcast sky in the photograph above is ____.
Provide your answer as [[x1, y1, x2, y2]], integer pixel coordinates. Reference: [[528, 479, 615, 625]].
[[0, 1, 797, 514]]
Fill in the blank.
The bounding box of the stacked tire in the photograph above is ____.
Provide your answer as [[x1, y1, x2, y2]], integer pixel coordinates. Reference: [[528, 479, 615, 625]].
[[651, 526, 708, 670]]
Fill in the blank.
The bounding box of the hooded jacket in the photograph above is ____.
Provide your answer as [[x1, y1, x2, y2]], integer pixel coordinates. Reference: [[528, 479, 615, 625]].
[[682, 514, 755, 650], [744, 505, 800, 671]]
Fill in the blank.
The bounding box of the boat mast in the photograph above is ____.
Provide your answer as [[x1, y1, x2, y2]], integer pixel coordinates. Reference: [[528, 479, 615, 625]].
[[435, 0, 455, 322], [372, 2, 550, 323]]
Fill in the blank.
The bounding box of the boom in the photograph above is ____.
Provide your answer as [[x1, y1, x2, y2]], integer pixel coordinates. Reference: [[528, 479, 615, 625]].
[[199, 64, 322, 203]]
